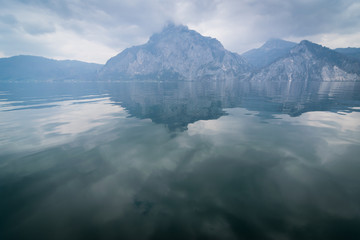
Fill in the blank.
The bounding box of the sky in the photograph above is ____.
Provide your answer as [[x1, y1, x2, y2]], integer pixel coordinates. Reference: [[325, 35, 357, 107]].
[[0, 0, 359, 64]]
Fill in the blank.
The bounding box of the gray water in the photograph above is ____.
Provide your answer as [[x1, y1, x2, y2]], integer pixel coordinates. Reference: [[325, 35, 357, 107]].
[[1, 81, 360, 239]]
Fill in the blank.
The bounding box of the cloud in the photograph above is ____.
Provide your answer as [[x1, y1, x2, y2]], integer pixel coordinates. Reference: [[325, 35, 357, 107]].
[[0, 0, 359, 63], [0, 14, 18, 25], [189, 0, 360, 52]]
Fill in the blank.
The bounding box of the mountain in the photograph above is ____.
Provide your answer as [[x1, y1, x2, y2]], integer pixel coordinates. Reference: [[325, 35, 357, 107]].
[[250, 40, 360, 82], [242, 39, 297, 69], [98, 24, 250, 81], [2, 29, 359, 83], [0, 55, 102, 82], [334, 47, 360, 61]]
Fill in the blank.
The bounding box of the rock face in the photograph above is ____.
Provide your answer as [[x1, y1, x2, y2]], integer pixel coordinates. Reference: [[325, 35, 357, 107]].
[[242, 38, 297, 69], [98, 24, 250, 81], [0, 55, 102, 81], [250, 40, 360, 82]]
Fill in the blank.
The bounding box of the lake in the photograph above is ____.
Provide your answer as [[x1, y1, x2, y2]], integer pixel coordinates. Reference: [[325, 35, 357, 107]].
[[1, 81, 360, 239]]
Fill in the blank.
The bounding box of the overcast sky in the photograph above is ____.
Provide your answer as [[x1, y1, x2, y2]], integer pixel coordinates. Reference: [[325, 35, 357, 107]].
[[0, 0, 359, 63]]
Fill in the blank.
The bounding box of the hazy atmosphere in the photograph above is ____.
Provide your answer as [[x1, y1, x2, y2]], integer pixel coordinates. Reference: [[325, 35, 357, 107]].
[[1, 1, 360, 239], [1, 0, 360, 63]]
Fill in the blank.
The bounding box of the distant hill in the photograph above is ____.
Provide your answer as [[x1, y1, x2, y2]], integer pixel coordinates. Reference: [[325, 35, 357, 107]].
[[98, 24, 251, 81], [0, 55, 102, 82], [334, 47, 360, 61], [250, 40, 360, 82], [242, 39, 297, 69]]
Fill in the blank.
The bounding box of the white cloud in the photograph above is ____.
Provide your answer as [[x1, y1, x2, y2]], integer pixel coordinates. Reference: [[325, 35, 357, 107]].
[[0, 0, 359, 63], [38, 26, 119, 63]]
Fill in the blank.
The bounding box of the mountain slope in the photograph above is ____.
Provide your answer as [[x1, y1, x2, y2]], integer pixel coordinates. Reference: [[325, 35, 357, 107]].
[[242, 39, 297, 69], [0, 55, 102, 82], [334, 47, 360, 61], [251, 40, 360, 82], [98, 24, 250, 81]]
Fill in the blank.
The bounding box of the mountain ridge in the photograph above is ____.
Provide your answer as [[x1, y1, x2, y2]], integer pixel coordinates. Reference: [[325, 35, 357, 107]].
[[250, 40, 360, 82], [334, 47, 360, 61], [242, 39, 297, 69]]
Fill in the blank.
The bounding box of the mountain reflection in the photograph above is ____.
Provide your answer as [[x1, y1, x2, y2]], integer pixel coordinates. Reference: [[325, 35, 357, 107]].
[[105, 80, 360, 130], [1, 81, 360, 131], [1, 81, 360, 240]]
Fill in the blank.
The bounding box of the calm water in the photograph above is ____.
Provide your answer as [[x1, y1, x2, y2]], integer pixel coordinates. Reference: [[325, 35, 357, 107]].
[[1, 81, 360, 239]]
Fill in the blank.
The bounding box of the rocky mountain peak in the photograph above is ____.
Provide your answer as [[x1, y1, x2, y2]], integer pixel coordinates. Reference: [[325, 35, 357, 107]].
[[99, 24, 249, 81], [148, 24, 188, 42], [146, 23, 224, 53], [151, 23, 189, 35], [290, 40, 324, 55]]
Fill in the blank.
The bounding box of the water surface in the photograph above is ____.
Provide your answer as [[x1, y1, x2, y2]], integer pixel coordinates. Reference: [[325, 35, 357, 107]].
[[1, 81, 360, 239]]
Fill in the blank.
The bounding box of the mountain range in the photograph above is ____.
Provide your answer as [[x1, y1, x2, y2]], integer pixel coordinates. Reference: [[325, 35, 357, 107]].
[[0, 24, 359, 82]]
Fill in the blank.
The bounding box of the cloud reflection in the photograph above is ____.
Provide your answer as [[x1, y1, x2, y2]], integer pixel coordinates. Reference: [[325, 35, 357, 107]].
[[0, 96, 127, 154], [1, 83, 360, 239]]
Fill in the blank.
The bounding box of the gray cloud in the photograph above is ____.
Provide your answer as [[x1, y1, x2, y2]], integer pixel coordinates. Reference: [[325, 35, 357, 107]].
[[0, 0, 359, 63], [23, 22, 56, 35], [0, 14, 18, 25]]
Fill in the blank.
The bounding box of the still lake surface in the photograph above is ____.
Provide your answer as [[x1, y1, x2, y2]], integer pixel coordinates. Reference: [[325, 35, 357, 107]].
[[1, 81, 360, 239]]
